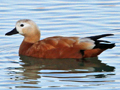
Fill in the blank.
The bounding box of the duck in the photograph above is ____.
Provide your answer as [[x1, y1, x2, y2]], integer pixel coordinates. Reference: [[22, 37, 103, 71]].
[[5, 19, 115, 59]]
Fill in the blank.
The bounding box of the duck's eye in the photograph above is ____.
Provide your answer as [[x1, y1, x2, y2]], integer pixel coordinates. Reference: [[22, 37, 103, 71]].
[[20, 24, 24, 27]]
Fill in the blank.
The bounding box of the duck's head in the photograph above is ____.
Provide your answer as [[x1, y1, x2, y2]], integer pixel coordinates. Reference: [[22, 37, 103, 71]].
[[5, 19, 41, 43]]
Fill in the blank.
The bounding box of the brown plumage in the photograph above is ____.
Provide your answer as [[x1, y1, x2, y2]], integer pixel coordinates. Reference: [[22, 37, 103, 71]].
[[5, 19, 115, 59]]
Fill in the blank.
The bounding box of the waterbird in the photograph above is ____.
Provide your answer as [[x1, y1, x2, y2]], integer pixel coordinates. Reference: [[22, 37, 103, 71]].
[[5, 19, 115, 59]]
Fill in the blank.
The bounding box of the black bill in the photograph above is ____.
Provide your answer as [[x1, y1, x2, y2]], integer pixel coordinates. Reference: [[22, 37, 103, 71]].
[[5, 28, 19, 36]]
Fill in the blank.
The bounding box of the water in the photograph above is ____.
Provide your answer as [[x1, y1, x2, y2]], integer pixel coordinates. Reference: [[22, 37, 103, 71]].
[[0, 0, 120, 90]]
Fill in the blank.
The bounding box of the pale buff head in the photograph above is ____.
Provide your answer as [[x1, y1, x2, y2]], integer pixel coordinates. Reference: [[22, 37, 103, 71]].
[[6, 19, 41, 43], [16, 19, 40, 36]]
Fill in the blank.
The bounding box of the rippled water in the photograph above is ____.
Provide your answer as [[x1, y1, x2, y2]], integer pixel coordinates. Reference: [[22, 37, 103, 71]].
[[1, 0, 120, 90]]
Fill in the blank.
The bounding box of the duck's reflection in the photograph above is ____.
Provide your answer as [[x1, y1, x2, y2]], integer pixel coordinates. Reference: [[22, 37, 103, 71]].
[[7, 56, 115, 88], [19, 55, 115, 79]]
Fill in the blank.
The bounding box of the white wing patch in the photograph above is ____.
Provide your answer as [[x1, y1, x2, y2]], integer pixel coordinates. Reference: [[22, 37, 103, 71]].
[[79, 38, 95, 49]]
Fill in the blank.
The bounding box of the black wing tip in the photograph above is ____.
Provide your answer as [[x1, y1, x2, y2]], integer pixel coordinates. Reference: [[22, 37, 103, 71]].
[[88, 34, 115, 49], [103, 34, 114, 36], [86, 34, 114, 40]]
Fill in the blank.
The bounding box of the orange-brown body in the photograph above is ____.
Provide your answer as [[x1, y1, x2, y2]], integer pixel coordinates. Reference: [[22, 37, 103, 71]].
[[19, 36, 105, 59]]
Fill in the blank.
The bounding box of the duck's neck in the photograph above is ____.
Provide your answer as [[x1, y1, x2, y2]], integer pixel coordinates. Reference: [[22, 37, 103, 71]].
[[24, 35, 40, 43], [24, 31, 41, 43]]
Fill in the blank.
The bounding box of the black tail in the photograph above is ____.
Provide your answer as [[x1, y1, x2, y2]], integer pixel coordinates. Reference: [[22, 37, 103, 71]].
[[86, 34, 115, 49], [94, 43, 115, 49]]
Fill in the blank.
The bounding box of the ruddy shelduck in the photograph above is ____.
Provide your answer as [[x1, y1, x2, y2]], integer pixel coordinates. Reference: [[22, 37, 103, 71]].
[[5, 19, 115, 59]]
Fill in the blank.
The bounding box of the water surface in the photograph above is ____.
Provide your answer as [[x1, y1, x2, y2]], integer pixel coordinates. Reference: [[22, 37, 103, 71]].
[[0, 0, 120, 90]]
